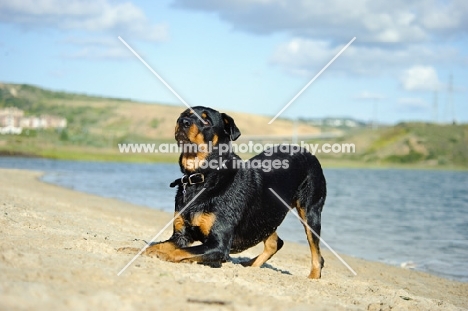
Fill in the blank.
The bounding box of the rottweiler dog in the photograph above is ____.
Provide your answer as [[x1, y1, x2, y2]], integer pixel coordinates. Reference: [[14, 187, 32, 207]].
[[123, 106, 327, 279]]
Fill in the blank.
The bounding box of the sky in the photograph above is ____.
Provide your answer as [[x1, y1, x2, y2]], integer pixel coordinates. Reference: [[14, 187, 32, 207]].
[[0, 0, 467, 124]]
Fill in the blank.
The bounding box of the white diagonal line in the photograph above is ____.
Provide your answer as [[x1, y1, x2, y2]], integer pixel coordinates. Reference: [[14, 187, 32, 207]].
[[118, 36, 206, 124], [268, 37, 356, 124], [268, 188, 357, 276], [117, 187, 206, 276]]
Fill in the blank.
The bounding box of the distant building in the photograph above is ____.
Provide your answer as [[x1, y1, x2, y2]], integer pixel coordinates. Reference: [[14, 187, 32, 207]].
[[301, 117, 367, 129], [0, 125, 22, 135], [0, 107, 67, 135], [0, 107, 23, 134]]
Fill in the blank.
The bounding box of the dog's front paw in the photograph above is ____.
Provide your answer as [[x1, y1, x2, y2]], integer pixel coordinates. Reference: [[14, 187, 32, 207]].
[[144, 242, 180, 261]]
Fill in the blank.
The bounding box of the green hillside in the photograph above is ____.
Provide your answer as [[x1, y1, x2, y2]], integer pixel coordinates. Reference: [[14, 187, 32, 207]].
[[314, 122, 468, 169], [0, 83, 176, 162]]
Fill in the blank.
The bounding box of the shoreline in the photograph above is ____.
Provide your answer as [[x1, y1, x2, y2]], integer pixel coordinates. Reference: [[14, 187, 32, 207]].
[[1, 168, 467, 310]]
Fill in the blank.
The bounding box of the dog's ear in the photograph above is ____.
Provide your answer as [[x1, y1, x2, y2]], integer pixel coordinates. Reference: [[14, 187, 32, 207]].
[[221, 113, 241, 141]]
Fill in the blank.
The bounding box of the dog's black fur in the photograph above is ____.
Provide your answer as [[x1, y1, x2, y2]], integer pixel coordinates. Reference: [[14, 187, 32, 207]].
[[125, 106, 327, 278]]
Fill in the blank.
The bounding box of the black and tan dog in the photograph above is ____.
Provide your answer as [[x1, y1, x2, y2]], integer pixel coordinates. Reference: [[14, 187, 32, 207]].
[[121, 106, 327, 278]]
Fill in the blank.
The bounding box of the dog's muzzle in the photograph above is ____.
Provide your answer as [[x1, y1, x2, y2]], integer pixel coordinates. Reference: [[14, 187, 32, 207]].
[[175, 117, 193, 143]]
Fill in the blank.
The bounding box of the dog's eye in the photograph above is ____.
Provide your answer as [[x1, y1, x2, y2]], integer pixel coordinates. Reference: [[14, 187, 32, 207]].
[[203, 119, 212, 127]]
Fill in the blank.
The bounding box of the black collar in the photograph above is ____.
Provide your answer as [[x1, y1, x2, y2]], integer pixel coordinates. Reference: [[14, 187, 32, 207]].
[[169, 173, 205, 188]]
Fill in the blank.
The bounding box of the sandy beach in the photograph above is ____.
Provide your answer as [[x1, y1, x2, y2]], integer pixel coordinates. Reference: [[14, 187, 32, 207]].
[[0, 168, 467, 310]]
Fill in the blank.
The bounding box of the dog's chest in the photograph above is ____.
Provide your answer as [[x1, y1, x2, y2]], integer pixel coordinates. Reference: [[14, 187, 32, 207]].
[[183, 212, 216, 241]]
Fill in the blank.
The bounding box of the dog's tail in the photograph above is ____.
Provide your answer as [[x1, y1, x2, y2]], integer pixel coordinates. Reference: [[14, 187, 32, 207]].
[[295, 153, 326, 211]]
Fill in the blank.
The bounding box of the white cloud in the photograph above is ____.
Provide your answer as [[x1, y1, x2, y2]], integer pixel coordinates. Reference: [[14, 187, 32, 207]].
[[0, 0, 168, 42], [420, 0, 468, 34], [175, 0, 468, 78], [400, 66, 442, 91], [173, 0, 468, 44], [270, 38, 459, 76]]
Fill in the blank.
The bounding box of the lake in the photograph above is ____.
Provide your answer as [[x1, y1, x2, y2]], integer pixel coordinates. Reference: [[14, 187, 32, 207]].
[[1, 156, 467, 282]]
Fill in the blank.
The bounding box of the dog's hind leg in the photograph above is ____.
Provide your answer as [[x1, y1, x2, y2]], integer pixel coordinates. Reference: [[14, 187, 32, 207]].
[[296, 200, 325, 279], [241, 232, 284, 267]]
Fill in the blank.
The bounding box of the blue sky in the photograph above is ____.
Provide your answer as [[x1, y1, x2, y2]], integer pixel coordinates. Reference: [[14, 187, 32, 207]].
[[0, 0, 467, 124]]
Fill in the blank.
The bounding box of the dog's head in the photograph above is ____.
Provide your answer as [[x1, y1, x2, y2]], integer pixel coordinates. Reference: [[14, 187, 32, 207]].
[[175, 106, 240, 147], [175, 106, 240, 172]]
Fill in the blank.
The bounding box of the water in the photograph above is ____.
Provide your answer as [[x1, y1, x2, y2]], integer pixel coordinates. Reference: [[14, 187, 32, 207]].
[[1, 157, 467, 282]]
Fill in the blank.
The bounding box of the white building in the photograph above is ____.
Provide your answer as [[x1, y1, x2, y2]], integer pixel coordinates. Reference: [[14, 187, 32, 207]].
[[0, 107, 67, 135]]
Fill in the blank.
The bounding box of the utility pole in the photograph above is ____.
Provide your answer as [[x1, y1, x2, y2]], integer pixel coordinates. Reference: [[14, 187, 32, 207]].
[[448, 73, 455, 124]]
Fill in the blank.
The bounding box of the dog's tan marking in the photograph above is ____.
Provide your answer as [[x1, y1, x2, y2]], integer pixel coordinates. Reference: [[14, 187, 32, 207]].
[[144, 241, 177, 257], [187, 124, 200, 143], [242, 232, 281, 267], [180, 123, 210, 172], [296, 202, 322, 279], [181, 153, 208, 172], [187, 124, 207, 153], [195, 133, 205, 146], [192, 213, 216, 236], [212, 134, 218, 146], [173, 249, 202, 262], [201, 112, 207, 118], [141, 240, 201, 263], [174, 214, 185, 233]]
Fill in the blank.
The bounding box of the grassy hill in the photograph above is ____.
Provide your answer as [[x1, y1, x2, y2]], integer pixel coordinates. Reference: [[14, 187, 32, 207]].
[[0, 83, 321, 162], [313, 122, 468, 169]]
